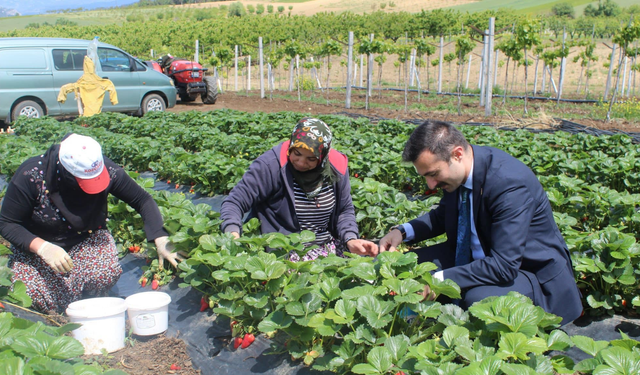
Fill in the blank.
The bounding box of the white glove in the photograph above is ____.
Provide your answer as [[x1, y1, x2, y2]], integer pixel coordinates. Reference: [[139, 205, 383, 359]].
[[154, 236, 186, 269], [37, 241, 73, 273]]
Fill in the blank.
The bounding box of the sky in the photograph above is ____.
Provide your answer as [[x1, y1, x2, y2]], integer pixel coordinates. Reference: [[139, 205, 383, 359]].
[[1, 0, 139, 16]]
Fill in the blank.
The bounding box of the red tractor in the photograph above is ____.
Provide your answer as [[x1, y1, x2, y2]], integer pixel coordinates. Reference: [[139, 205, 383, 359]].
[[146, 55, 218, 104]]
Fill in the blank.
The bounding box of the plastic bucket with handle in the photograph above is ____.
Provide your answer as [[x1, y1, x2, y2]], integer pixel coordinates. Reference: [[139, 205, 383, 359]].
[[65, 297, 127, 355]]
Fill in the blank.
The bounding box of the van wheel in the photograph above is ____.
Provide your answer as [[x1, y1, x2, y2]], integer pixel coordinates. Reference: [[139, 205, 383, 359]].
[[12, 100, 44, 121], [141, 94, 165, 114], [202, 76, 218, 104]]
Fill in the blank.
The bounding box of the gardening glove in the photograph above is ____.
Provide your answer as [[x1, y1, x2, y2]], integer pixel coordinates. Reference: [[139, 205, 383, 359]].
[[37, 241, 73, 273], [154, 236, 187, 269]]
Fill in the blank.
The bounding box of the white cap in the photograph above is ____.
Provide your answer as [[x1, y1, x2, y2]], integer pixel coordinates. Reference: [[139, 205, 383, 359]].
[[58, 133, 110, 194]]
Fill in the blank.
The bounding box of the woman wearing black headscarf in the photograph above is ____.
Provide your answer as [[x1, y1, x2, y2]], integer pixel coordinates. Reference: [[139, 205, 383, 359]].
[[220, 118, 376, 261], [0, 133, 184, 312]]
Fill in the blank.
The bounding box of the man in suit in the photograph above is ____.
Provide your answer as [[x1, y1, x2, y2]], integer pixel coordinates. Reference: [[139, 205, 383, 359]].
[[378, 120, 582, 324]]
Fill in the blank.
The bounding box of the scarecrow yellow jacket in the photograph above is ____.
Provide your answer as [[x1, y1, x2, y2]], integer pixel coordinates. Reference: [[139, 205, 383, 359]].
[[57, 56, 118, 117]]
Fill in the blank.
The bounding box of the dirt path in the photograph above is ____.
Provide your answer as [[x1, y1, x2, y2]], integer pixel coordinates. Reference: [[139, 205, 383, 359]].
[[167, 90, 640, 134]]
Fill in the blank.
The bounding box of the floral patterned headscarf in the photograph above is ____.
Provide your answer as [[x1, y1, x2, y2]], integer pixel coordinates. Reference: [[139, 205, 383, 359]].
[[287, 118, 337, 196]]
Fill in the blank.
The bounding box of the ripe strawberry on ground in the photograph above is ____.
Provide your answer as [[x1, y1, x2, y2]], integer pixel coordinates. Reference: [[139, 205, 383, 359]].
[[241, 333, 255, 349], [170, 363, 181, 370], [0, 302, 4, 310], [151, 279, 159, 290], [233, 337, 243, 349], [140, 277, 148, 288], [200, 297, 208, 312]]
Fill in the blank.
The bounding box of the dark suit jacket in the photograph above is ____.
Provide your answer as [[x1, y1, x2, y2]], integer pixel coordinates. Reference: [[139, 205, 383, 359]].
[[409, 145, 582, 323]]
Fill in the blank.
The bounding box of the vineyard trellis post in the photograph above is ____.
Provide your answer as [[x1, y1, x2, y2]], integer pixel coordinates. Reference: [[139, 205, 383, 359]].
[[604, 43, 616, 100], [493, 50, 499, 86], [465, 55, 472, 89], [359, 55, 364, 87], [247, 55, 251, 93], [480, 30, 488, 107], [478, 37, 485, 91], [485, 17, 495, 117], [346, 31, 353, 109], [367, 33, 374, 98], [259, 37, 264, 99], [556, 27, 567, 103], [438, 36, 444, 93], [621, 55, 628, 96], [195, 40, 199, 63], [234, 45, 238, 91]]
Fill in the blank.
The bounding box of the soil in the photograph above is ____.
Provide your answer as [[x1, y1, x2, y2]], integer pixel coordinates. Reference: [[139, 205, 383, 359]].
[[98, 335, 200, 375], [167, 89, 640, 133]]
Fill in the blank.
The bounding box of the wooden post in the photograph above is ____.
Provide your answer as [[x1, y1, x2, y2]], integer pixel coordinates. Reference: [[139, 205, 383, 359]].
[[438, 36, 444, 93], [259, 37, 264, 98], [346, 31, 353, 109]]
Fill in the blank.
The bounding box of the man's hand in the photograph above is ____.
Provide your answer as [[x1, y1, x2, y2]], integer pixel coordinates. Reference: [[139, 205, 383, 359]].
[[378, 229, 403, 253], [37, 242, 73, 273], [154, 236, 187, 269], [230, 232, 240, 240], [346, 239, 378, 257]]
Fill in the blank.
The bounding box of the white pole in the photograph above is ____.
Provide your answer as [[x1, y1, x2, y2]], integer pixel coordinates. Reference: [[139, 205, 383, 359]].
[[247, 55, 251, 91], [438, 35, 444, 93], [259, 37, 264, 98], [480, 31, 488, 107], [604, 44, 616, 100], [346, 31, 353, 109], [409, 49, 416, 86], [195, 40, 199, 63], [620, 56, 628, 96], [234, 45, 238, 91], [359, 54, 364, 87], [493, 50, 499, 86], [485, 18, 494, 117], [556, 28, 566, 102], [465, 54, 472, 89]]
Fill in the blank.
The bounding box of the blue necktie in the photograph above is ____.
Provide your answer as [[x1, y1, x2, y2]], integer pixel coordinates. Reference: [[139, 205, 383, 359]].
[[455, 187, 471, 266]]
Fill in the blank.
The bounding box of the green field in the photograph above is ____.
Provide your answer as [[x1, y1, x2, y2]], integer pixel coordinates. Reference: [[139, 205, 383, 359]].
[[446, 0, 635, 15]]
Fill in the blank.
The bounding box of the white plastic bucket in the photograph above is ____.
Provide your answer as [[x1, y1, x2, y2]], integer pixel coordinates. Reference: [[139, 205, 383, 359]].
[[125, 291, 171, 336], [65, 297, 127, 355]]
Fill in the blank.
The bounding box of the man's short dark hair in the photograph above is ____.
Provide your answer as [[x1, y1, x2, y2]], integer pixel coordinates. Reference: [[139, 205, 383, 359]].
[[402, 120, 470, 163]]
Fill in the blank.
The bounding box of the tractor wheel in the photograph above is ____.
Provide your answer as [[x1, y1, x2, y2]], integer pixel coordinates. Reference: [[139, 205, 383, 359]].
[[202, 76, 218, 104], [179, 93, 197, 102]]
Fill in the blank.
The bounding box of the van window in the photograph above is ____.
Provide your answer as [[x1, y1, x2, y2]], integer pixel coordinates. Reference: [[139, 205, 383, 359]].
[[52, 49, 87, 71], [0, 49, 47, 69], [98, 48, 131, 71]]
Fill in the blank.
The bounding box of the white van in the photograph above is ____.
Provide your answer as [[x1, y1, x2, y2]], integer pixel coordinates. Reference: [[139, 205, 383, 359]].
[[0, 37, 177, 124]]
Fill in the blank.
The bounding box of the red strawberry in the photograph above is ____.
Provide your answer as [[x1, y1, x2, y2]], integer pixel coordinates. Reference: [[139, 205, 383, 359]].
[[241, 333, 255, 349], [233, 337, 243, 349], [151, 279, 159, 290], [140, 277, 148, 288], [170, 363, 181, 370], [395, 372, 406, 375], [0, 302, 4, 309], [200, 297, 208, 312], [622, 299, 627, 307], [389, 291, 397, 296]]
